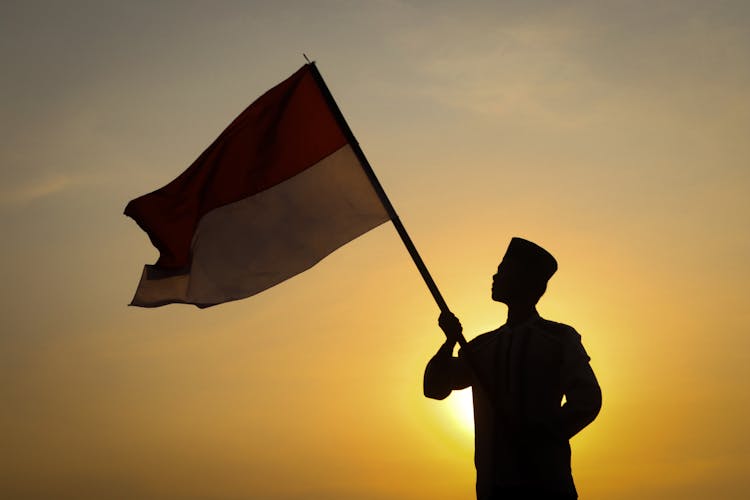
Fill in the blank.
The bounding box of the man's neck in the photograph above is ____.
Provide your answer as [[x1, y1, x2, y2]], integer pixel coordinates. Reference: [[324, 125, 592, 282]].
[[505, 304, 538, 327]]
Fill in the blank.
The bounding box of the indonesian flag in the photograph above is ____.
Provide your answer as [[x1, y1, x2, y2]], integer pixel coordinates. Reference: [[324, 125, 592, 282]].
[[125, 65, 390, 307]]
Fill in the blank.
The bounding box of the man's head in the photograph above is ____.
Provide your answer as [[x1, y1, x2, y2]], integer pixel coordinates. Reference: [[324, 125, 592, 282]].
[[491, 237, 557, 306]]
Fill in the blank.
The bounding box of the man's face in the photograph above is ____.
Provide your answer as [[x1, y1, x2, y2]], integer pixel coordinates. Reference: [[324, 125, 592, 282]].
[[491, 258, 521, 304], [492, 256, 544, 305]]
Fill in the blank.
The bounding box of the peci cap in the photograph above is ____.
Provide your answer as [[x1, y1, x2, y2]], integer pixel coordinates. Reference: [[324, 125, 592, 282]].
[[502, 237, 558, 283]]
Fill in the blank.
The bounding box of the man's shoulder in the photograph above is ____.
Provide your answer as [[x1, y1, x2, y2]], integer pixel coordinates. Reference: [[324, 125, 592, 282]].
[[533, 317, 582, 344], [465, 328, 502, 349]]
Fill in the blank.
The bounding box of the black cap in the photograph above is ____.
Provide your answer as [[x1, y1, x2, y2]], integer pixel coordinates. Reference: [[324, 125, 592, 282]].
[[502, 237, 558, 282]]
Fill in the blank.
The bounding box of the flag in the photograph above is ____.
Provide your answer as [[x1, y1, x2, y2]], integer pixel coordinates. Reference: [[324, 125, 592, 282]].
[[125, 65, 390, 307]]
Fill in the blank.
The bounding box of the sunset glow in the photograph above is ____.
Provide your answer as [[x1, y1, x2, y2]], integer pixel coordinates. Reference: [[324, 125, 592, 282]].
[[2, 2, 749, 499], [449, 388, 476, 435]]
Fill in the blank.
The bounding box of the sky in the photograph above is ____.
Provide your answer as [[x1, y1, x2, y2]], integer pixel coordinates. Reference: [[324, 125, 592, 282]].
[[1, 1, 749, 498]]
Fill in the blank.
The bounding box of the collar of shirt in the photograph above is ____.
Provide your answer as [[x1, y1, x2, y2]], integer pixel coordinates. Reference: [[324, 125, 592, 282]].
[[499, 311, 541, 334]]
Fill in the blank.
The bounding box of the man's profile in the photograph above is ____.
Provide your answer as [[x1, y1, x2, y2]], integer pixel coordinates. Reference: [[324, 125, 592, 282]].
[[424, 237, 601, 499]]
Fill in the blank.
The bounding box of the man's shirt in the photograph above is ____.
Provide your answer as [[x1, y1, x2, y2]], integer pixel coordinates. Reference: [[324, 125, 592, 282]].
[[424, 313, 601, 499]]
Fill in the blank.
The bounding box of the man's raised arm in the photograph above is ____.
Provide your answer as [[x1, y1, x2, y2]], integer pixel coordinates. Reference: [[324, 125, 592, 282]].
[[423, 312, 472, 400]]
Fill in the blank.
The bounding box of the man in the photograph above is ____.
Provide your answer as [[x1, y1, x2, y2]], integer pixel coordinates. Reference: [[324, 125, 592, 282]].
[[424, 237, 601, 499]]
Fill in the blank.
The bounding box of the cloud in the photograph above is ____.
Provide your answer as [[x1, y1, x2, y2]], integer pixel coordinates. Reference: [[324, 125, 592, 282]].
[[0, 174, 76, 206], [394, 1, 750, 125]]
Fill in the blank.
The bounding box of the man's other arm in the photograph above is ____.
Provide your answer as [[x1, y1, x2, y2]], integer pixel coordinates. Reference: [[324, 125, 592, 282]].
[[558, 334, 602, 439]]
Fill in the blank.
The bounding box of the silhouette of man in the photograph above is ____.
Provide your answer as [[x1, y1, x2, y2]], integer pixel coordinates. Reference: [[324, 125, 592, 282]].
[[424, 238, 601, 499]]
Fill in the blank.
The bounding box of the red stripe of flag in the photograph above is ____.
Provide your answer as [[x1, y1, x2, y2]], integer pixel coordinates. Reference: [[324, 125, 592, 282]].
[[125, 66, 348, 270]]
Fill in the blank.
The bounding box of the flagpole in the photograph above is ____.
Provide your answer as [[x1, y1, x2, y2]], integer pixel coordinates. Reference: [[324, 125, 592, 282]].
[[307, 62, 468, 347]]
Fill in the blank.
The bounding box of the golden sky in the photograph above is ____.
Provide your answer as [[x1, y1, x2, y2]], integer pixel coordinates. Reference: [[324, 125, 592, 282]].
[[2, 1, 749, 498]]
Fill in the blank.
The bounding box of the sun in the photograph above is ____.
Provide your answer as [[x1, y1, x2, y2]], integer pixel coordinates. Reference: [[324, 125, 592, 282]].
[[449, 388, 475, 434]]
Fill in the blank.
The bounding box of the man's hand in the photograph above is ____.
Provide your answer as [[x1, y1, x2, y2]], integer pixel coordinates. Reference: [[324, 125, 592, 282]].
[[438, 311, 463, 345]]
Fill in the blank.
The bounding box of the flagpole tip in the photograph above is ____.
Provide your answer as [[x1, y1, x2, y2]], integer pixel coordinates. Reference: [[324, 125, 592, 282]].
[[303, 53, 312, 64]]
